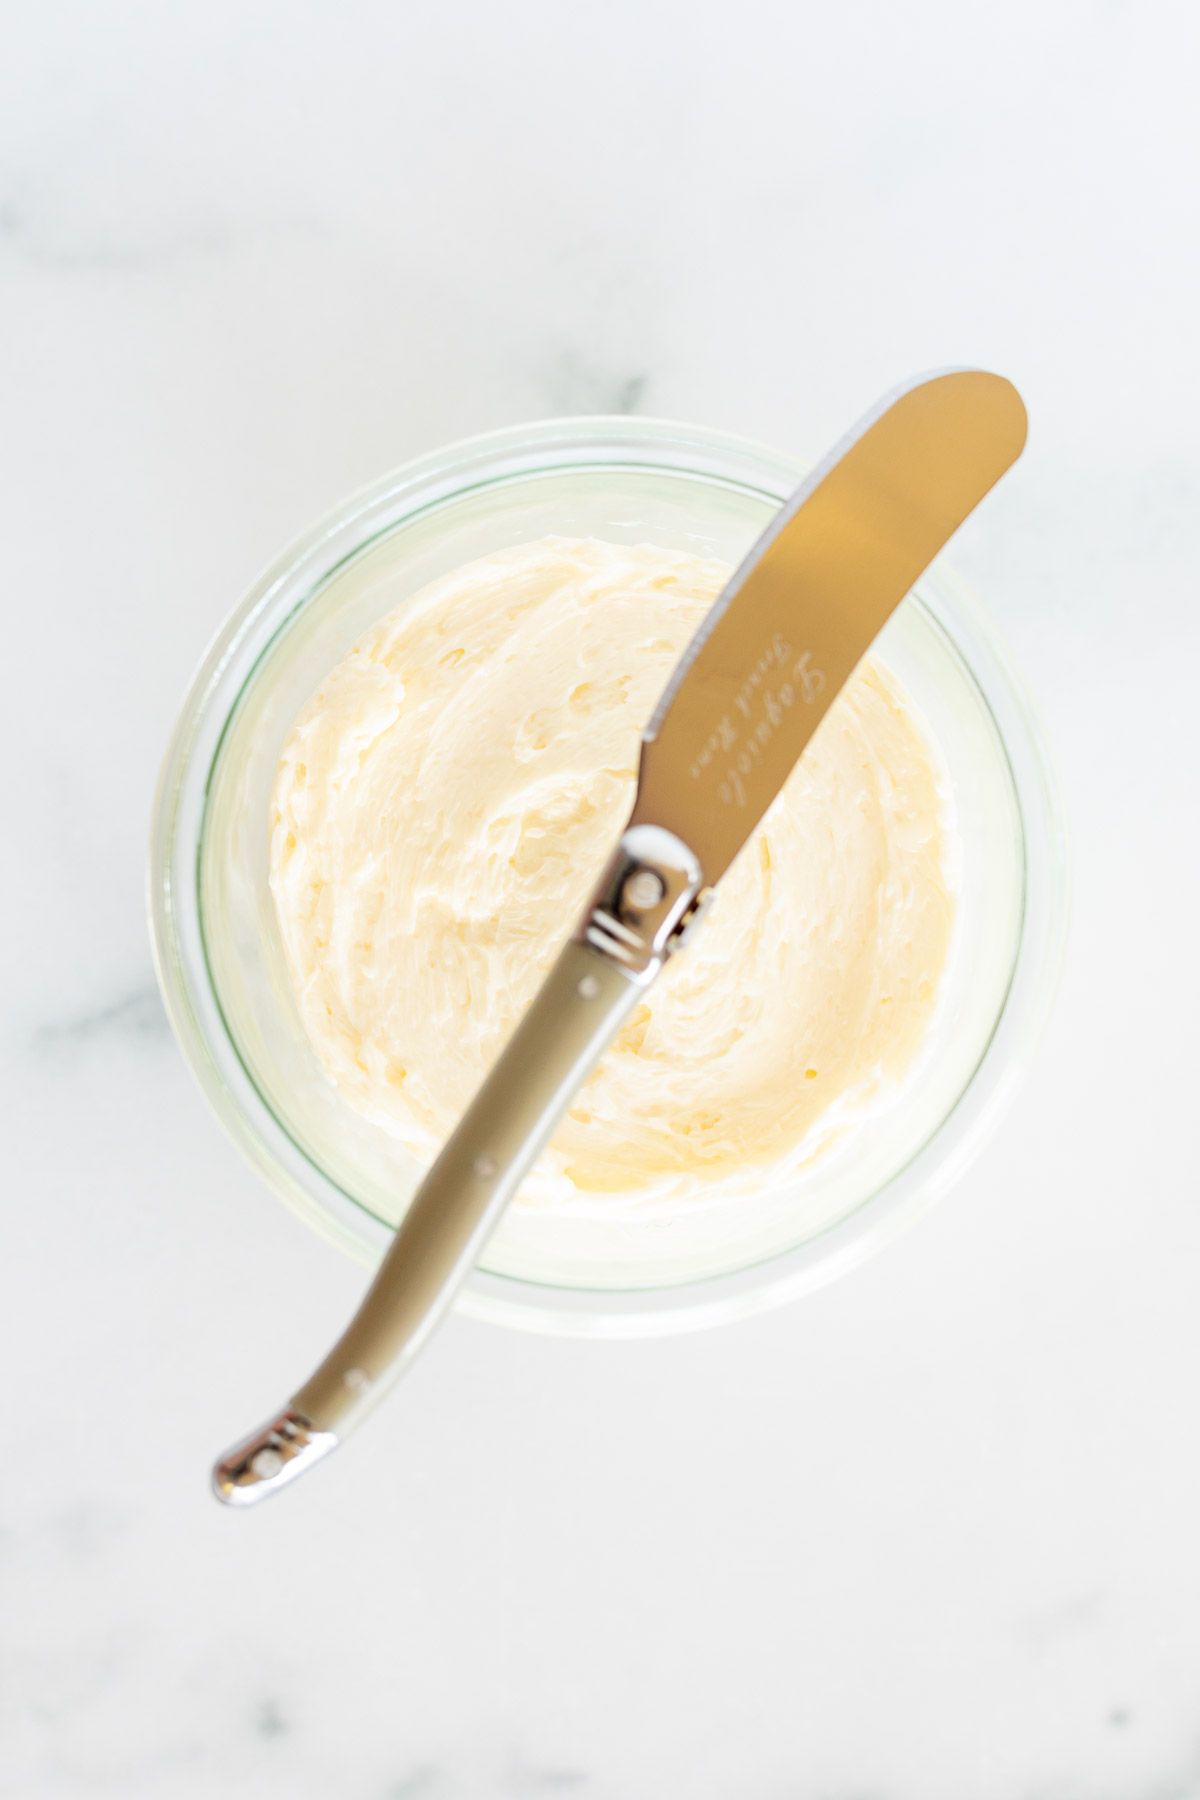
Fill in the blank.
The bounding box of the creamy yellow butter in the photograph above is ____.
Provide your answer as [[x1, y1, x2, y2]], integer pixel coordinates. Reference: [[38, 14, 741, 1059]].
[[270, 537, 955, 1208]]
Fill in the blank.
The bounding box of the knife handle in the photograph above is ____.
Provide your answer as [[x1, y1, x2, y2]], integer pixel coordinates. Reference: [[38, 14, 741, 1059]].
[[213, 822, 707, 1506], [299, 940, 642, 1418], [212, 941, 643, 1502]]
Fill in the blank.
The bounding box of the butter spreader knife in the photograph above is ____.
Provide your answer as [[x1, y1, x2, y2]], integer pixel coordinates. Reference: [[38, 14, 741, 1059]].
[[214, 370, 1027, 1505]]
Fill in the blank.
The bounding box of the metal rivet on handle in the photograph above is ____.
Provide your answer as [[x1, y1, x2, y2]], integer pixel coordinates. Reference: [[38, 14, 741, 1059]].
[[624, 868, 665, 911]]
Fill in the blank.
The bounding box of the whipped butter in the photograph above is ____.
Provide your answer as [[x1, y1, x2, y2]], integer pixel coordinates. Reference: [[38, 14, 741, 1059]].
[[269, 537, 956, 1208]]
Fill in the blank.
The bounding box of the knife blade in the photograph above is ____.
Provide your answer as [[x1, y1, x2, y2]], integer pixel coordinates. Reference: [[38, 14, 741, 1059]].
[[632, 369, 1027, 882], [212, 370, 1027, 1505]]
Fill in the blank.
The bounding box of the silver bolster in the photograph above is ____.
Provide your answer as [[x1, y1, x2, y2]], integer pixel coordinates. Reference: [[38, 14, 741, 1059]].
[[212, 1409, 339, 1507], [574, 823, 712, 982]]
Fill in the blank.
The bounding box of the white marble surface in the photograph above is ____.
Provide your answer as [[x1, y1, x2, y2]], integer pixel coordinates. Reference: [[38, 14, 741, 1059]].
[[3, 2, 1199, 1795]]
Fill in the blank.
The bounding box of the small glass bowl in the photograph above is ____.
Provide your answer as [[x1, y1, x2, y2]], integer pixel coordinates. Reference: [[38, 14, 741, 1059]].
[[149, 417, 1066, 1338]]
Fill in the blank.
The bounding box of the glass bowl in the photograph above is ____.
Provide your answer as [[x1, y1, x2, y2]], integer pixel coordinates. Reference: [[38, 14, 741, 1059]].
[[149, 417, 1066, 1337]]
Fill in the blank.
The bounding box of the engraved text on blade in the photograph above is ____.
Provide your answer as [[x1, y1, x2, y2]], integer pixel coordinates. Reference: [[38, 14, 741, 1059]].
[[686, 631, 827, 808]]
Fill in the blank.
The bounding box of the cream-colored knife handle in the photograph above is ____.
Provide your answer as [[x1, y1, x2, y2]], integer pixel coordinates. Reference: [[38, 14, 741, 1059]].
[[213, 824, 706, 1505]]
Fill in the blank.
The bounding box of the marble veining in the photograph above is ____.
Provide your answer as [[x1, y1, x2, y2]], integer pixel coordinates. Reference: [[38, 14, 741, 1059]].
[[1018, 1589, 1107, 1651], [0, 208, 234, 274], [386, 1770, 444, 1800], [3, 0, 1199, 1796], [252, 1697, 290, 1741], [540, 350, 650, 417], [31, 978, 171, 1049], [0, 185, 323, 276]]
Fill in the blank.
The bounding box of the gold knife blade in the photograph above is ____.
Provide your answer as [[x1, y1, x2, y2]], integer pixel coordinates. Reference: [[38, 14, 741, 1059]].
[[631, 370, 1027, 884]]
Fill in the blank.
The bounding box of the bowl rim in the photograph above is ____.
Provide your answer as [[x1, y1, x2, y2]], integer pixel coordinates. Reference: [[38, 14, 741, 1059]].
[[148, 413, 1069, 1338]]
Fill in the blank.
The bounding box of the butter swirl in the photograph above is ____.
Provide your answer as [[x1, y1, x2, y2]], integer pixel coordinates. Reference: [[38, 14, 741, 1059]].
[[270, 538, 955, 1207]]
